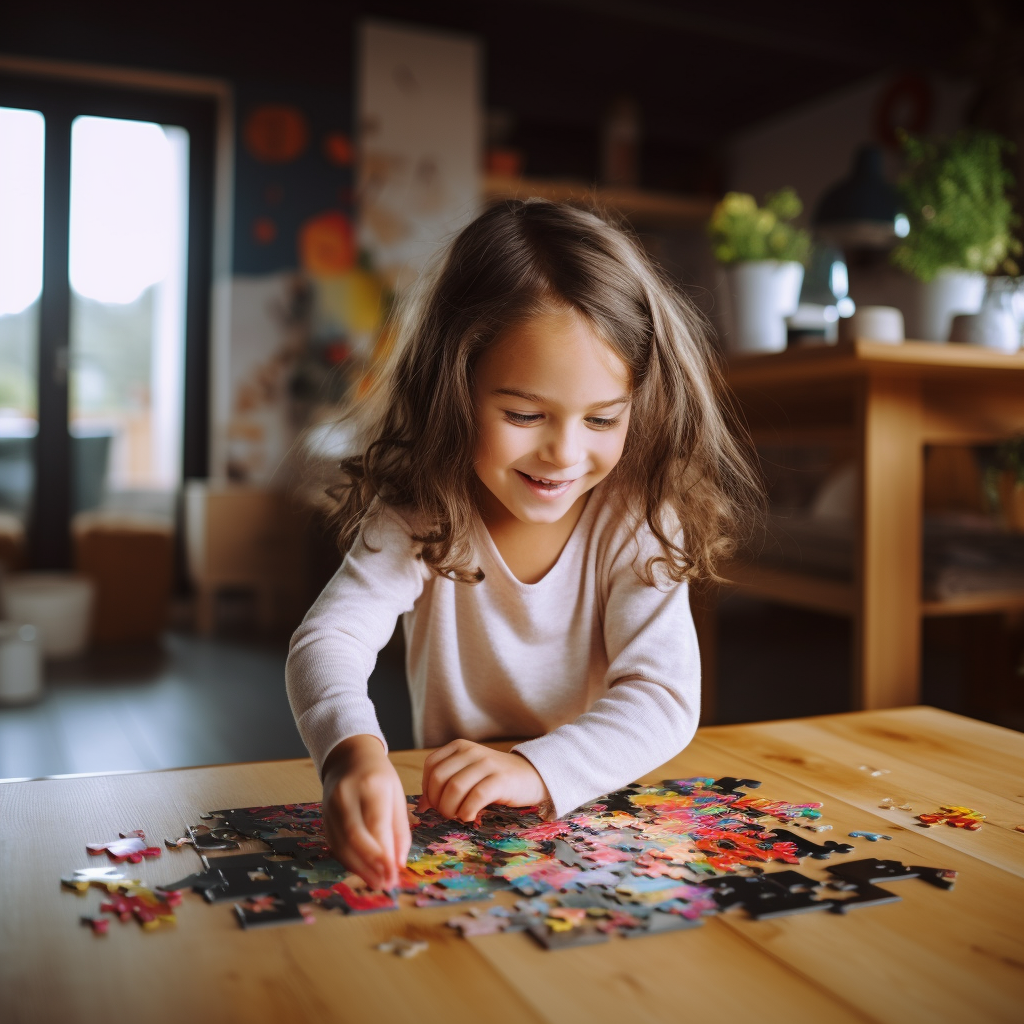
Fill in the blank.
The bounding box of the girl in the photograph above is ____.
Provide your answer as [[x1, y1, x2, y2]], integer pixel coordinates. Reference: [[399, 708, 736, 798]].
[[286, 199, 757, 892]]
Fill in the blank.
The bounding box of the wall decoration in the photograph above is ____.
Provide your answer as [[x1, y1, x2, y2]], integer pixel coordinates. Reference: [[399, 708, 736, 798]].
[[358, 21, 482, 289], [223, 84, 368, 486], [243, 104, 309, 164]]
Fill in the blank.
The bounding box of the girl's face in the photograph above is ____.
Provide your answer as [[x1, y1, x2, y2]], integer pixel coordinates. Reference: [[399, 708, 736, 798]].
[[472, 306, 632, 526]]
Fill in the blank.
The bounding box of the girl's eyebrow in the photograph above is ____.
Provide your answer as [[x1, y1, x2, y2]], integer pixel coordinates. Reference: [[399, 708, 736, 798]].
[[492, 386, 630, 409]]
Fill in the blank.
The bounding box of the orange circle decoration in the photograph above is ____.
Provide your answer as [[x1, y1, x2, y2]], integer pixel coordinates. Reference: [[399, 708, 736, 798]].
[[299, 211, 355, 274], [252, 217, 277, 244], [323, 131, 354, 167], [243, 105, 309, 163]]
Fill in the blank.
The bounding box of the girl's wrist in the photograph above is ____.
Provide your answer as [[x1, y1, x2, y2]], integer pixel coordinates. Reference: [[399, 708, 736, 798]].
[[322, 734, 387, 781]]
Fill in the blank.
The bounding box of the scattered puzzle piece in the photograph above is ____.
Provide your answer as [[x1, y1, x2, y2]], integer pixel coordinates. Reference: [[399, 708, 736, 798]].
[[917, 805, 985, 830], [849, 831, 892, 842], [86, 832, 162, 863], [377, 936, 429, 957]]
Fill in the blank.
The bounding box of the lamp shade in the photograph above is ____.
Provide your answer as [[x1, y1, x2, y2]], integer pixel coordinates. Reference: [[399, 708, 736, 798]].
[[814, 145, 902, 249]]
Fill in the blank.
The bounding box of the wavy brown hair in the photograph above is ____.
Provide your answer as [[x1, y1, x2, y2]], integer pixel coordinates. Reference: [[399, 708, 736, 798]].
[[328, 198, 760, 585]]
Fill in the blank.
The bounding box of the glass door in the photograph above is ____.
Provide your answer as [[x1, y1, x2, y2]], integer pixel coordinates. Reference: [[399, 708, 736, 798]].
[[0, 74, 215, 569], [0, 106, 45, 531], [68, 115, 190, 523]]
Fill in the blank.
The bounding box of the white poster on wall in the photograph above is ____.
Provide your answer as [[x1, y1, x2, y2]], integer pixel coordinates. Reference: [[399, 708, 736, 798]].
[[358, 20, 482, 290]]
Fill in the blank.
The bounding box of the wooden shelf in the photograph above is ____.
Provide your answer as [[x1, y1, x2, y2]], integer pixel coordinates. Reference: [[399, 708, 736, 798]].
[[482, 175, 714, 229], [725, 559, 1024, 619], [922, 591, 1024, 617], [722, 560, 856, 617]]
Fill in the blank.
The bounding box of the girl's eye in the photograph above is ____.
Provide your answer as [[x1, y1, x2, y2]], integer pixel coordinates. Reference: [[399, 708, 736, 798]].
[[504, 411, 542, 424], [586, 417, 620, 429]]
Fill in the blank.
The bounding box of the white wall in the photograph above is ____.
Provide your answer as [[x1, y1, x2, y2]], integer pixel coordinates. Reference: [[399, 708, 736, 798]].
[[728, 74, 974, 220]]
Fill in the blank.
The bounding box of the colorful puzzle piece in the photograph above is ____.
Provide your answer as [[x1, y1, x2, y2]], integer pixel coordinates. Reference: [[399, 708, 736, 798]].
[[917, 806, 985, 830]]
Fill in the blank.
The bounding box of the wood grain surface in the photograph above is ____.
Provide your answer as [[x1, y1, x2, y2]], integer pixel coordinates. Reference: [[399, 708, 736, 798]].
[[1, 707, 1022, 1024]]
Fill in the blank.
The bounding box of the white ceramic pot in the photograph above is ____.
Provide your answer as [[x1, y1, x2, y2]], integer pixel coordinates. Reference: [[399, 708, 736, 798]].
[[3, 573, 95, 659], [725, 261, 805, 355], [0, 622, 43, 705], [902, 269, 986, 342], [949, 310, 1020, 352], [838, 305, 905, 344]]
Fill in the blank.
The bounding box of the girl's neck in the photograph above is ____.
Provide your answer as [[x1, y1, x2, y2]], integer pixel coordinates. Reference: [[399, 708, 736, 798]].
[[477, 486, 590, 585]]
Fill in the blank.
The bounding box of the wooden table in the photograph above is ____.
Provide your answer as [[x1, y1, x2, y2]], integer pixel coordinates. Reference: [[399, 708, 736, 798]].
[[723, 339, 1024, 713], [2, 707, 1022, 1024]]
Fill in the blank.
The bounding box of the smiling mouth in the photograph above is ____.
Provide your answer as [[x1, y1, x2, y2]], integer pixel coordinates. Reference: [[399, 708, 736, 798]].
[[516, 471, 575, 491]]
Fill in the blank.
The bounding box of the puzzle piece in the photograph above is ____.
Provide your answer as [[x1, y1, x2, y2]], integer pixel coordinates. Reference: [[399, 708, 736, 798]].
[[377, 936, 429, 957], [701, 870, 837, 919], [849, 831, 892, 842], [235, 895, 315, 929], [826, 858, 957, 912], [164, 824, 240, 852], [917, 806, 985, 830], [62, 867, 135, 893], [98, 884, 180, 930], [86, 834, 162, 863], [766, 829, 855, 860]]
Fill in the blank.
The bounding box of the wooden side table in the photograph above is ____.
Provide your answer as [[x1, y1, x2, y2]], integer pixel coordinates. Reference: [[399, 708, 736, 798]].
[[722, 339, 1024, 712]]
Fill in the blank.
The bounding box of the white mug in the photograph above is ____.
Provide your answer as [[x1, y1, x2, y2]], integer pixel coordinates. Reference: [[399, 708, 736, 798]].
[[838, 306, 905, 344]]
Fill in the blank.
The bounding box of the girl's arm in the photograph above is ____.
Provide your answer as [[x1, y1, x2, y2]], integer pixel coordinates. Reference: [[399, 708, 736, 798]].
[[286, 508, 427, 887], [512, 531, 701, 818], [286, 508, 426, 769]]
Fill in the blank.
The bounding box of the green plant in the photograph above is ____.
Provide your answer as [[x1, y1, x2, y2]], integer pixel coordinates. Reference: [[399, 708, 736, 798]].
[[891, 131, 1022, 283], [708, 189, 811, 265]]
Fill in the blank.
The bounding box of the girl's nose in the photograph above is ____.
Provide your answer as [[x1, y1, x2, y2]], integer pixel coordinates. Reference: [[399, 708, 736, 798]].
[[541, 424, 580, 468]]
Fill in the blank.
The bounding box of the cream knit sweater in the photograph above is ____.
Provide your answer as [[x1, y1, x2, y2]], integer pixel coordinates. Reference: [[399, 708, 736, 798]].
[[285, 486, 700, 817]]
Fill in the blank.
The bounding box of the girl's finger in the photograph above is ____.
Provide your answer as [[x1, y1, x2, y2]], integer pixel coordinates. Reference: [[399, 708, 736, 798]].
[[362, 789, 398, 887], [424, 749, 482, 810], [421, 740, 473, 796], [392, 785, 412, 868], [455, 774, 501, 824], [436, 762, 491, 820], [338, 788, 390, 887], [336, 838, 383, 890]]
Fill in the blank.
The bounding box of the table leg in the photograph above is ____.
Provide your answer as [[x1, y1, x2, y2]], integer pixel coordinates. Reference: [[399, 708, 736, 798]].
[[854, 374, 923, 709]]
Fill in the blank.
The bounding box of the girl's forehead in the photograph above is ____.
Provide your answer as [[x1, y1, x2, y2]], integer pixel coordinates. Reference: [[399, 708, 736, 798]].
[[479, 308, 630, 394]]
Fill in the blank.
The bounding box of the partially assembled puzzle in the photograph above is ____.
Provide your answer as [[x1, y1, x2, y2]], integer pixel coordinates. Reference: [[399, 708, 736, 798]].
[[64, 776, 957, 949]]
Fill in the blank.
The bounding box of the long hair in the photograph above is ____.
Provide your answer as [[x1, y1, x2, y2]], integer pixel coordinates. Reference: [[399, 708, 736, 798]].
[[328, 198, 760, 585]]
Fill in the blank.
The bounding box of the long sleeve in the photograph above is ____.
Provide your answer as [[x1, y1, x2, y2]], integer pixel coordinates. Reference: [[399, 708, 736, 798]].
[[285, 509, 427, 773], [512, 530, 700, 817]]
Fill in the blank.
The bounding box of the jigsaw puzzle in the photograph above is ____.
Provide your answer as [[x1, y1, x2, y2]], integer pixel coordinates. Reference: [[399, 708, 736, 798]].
[[64, 777, 957, 948]]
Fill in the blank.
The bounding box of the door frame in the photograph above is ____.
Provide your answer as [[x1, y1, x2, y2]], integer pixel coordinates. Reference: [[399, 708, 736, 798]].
[[0, 66, 225, 568]]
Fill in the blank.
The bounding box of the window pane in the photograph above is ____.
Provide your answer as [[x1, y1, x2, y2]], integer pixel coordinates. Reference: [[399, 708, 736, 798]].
[[68, 115, 189, 517], [0, 107, 44, 523]]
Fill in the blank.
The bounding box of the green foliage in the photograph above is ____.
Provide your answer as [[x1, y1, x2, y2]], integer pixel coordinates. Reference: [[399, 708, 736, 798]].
[[891, 131, 1022, 283], [708, 188, 811, 265]]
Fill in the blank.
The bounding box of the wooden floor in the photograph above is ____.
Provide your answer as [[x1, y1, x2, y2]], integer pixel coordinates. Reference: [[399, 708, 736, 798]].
[[1, 595, 1018, 781], [0, 628, 414, 780]]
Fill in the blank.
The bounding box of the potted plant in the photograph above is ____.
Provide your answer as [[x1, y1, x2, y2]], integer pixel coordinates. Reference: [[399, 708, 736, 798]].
[[891, 130, 1021, 341], [709, 189, 811, 354]]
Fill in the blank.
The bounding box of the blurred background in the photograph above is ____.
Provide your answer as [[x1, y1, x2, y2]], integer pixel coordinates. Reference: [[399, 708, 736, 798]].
[[1, 0, 1023, 779]]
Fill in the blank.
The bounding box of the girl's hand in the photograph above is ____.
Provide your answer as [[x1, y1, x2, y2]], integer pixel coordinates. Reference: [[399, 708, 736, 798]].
[[321, 735, 411, 891], [421, 739, 552, 822]]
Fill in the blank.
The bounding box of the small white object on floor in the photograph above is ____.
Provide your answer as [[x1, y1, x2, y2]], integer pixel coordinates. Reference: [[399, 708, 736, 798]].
[[376, 937, 429, 959]]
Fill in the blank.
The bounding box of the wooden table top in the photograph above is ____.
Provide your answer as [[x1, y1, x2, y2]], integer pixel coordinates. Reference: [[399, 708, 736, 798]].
[[725, 338, 1024, 388], [2, 706, 1022, 1024]]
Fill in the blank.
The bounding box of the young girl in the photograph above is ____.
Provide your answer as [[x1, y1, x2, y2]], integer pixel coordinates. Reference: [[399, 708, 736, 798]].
[[286, 198, 756, 892]]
